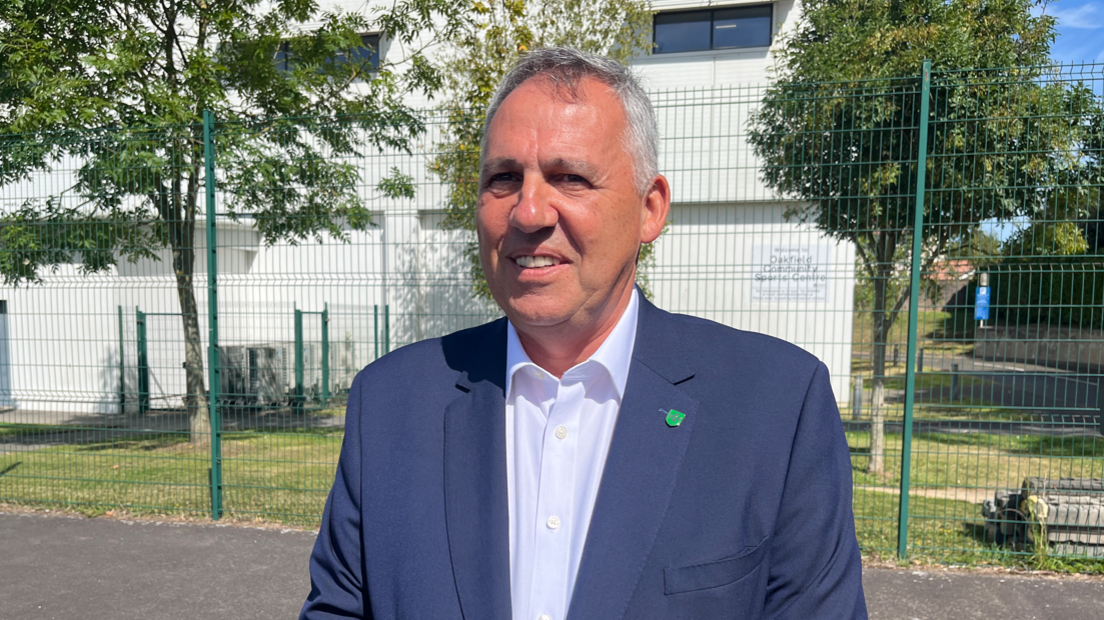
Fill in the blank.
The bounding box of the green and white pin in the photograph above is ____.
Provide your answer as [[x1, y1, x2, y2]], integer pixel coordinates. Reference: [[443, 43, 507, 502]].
[[665, 409, 686, 427]]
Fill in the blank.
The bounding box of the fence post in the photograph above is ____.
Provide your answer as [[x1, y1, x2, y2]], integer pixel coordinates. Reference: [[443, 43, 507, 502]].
[[136, 307, 149, 416], [321, 303, 330, 404], [118, 306, 125, 414], [851, 375, 863, 421], [1098, 376, 1103, 437], [951, 363, 960, 401], [294, 307, 304, 413], [384, 304, 391, 354], [204, 109, 223, 520], [897, 59, 932, 559]]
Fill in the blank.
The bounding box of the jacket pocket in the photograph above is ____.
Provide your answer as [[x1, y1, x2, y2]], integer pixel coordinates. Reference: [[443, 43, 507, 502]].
[[663, 537, 768, 595]]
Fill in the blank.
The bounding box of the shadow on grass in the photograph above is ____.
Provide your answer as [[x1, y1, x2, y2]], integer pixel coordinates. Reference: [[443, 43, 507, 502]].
[[911, 431, 1007, 449], [0, 461, 21, 477], [1008, 434, 1104, 458], [1, 404, 347, 452], [71, 433, 192, 453], [961, 520, 991, 545]]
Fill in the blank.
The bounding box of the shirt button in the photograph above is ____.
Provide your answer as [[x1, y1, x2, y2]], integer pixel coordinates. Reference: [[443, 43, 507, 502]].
[[538, 615, 552, 620], [533, 369, 545, 379], [554, 425, 568, 440], [546, 515, 561, 530]]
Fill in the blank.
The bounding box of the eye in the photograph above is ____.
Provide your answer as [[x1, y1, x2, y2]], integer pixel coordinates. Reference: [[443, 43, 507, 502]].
[[488, 172, 518, 184], [558, 173, 592, 188]]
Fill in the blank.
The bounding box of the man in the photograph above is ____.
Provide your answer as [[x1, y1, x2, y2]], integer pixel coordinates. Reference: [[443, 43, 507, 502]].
[[302, 48, 867, 620]]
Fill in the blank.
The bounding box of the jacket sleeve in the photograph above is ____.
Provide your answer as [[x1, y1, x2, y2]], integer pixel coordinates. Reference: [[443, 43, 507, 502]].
[[300, 376, 370, 619], [765, 362, 868, 619]]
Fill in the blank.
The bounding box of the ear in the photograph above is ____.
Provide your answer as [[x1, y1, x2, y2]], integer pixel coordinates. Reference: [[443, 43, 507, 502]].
[[640, 174, 671, 244]]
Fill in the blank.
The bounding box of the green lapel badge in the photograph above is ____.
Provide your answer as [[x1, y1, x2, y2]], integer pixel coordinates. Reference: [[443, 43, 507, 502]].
[[665, 409, 686, 427]]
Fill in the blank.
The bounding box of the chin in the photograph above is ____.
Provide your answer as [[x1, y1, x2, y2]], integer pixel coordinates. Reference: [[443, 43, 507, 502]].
[[507, 310, 569, 329], [504, 299, 572, 329]]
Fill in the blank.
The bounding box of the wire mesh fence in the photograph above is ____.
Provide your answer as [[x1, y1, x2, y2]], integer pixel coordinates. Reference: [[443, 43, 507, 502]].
[[1, 63, 1101, 564]]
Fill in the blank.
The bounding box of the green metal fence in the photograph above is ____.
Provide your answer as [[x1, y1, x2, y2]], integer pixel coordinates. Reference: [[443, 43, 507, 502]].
[[1, 62, 1101, 565]]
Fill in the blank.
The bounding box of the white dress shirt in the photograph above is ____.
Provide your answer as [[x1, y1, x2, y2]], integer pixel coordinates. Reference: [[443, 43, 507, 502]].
[[505, 289, 640, 620]]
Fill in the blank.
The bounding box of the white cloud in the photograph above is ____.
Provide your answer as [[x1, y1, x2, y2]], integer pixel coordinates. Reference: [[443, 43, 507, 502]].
[[1048, 2, 1103, 30]]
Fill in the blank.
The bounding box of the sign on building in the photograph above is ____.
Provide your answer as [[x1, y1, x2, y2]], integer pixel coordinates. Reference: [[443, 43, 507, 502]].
[[751, 245, 831, 303]]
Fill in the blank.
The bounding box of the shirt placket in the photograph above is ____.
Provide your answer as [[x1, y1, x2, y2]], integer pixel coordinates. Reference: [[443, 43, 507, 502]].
[[526, 372, 582, 620]]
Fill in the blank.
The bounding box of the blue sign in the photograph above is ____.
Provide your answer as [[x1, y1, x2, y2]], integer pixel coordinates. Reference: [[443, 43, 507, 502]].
[[974, 286, 990, 321]]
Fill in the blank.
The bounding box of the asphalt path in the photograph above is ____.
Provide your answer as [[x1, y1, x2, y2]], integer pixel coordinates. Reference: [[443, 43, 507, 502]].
[[2, 511, 1103, 619], [935, 355, 1099, 413], [843, 353, 1102, 438]]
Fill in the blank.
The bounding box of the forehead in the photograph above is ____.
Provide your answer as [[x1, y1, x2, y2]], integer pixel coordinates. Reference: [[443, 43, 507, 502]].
[[484, 76, 628, 155]]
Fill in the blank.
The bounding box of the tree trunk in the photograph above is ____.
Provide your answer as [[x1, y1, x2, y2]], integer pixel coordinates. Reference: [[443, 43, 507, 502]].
[[169, 183, 210, 446], [866, 229, 901, 476], [176, 258, 210, 446], [868, 264, 889, 475]]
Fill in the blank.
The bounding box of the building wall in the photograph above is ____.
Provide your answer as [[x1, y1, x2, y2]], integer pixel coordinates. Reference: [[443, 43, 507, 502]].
[[0, 1, 857, 414], [653, 202, 855, 400], [0, 204, 853, 414]]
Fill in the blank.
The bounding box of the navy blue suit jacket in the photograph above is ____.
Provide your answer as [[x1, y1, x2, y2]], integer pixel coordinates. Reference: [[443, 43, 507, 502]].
[[302, 297, 867, 619]]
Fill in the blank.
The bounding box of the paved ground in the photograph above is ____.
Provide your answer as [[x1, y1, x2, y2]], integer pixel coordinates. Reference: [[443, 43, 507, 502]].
[[2, 511, 1103, 619], [843, 352, 1102, 439], [920, 352, 1101, 431]]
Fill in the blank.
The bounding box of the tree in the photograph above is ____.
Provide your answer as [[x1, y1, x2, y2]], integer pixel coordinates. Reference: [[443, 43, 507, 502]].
[[748, 0, 1098, 474], [1084, 206, 1104, 254], [0, 0, 465, 443], [991, 204, 1103, 329], [430, 0, 654, 299]]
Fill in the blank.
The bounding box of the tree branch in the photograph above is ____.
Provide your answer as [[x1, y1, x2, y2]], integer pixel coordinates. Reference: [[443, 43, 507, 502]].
[[856, 230, 878, 278]]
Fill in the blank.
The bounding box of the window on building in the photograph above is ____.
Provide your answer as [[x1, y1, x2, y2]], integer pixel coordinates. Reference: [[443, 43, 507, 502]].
[[276, 33, 381, 73], [653, 5, 772, 53]]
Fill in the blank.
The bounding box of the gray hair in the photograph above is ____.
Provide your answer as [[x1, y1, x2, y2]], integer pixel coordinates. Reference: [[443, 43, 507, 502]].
[[481, 47, 659, 194]]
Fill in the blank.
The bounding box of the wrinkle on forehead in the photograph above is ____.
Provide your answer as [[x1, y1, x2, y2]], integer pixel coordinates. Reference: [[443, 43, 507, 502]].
[[519, 73, 599, 106]]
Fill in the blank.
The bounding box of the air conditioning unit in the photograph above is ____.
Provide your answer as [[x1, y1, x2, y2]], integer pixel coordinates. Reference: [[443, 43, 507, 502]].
[[216, 344, 288, 407]]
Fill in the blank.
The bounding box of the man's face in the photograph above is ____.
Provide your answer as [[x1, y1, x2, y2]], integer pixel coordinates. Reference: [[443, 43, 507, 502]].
[[477, 76, 669, 339]]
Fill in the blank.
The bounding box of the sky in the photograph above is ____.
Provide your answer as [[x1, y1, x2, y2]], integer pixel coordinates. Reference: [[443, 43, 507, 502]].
[[1043, 0, 1104, 64]]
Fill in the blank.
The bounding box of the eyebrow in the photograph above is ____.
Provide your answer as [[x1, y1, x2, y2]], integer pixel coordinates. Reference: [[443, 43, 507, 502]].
[[480, 157, 520, 181], [480, 157, 601, 180]]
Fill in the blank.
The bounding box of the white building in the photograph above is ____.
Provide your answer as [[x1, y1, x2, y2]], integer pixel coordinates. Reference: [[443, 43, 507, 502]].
[[0, 0, 855, 417]]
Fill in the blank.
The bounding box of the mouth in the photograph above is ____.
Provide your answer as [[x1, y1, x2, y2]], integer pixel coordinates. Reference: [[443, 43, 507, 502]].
[[513, 255, 564, 269]]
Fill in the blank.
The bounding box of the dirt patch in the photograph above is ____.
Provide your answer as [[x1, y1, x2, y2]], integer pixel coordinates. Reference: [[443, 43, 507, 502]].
[[863, 553, 1104, 581], [859, 484, 992, 505]]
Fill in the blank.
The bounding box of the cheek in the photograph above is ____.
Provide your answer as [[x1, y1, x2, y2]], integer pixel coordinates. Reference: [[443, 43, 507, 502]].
[[477, 208, 516, 281], [579, 206, 641, 253], [475, 206, 502, 249]]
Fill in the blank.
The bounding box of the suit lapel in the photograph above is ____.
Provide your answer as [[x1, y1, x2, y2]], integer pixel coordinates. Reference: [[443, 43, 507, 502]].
[[567, 299, 698, 620], [443, 320, 513, 620]]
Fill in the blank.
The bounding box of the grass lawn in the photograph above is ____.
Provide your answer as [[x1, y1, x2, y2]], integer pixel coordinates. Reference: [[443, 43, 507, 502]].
[[853, 488, 1104, 574], [0, 429, 341, 526], [5, 420, 1104, 570], [851, 309, 975, 361], [848, 429, 1104, 570], [847, 430, 1104, 490], [853, 488, 982, 555]]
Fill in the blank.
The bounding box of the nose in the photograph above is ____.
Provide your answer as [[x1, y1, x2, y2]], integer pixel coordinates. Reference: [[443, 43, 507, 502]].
[[509, 175, 559, 234]]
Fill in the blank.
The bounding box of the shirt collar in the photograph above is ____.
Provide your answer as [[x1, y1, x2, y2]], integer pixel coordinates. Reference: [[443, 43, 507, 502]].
[[506, 288, 640, 400]]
